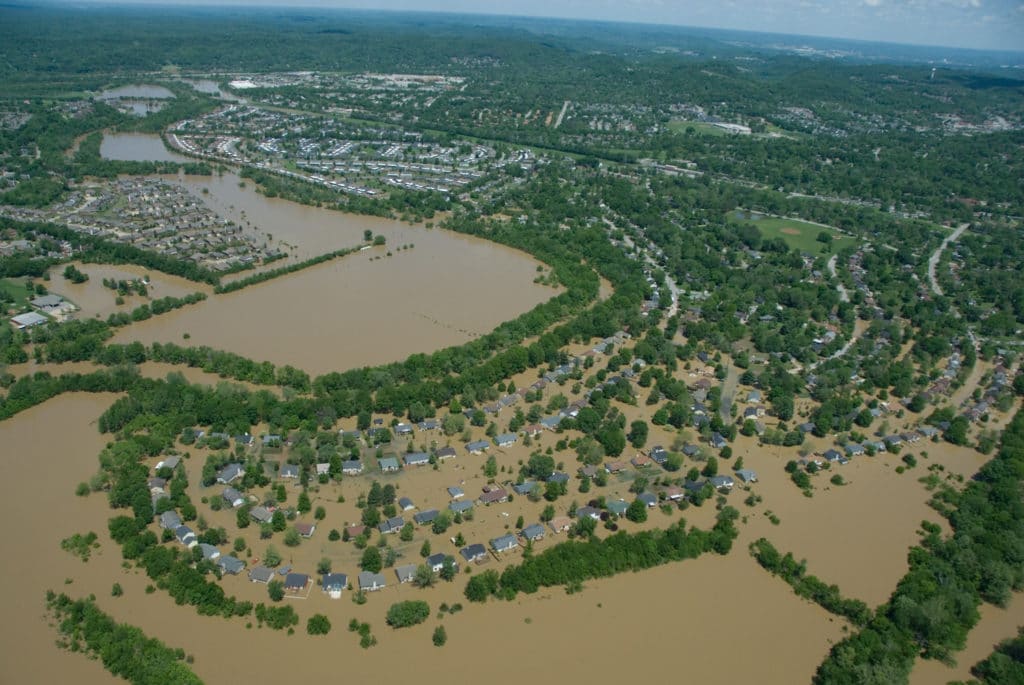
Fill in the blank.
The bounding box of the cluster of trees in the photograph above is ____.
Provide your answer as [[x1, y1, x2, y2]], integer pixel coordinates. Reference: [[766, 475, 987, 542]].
[[815, 408, 1024, 683], [104, 292, 207, 327], [45, 592, 201, 685], [0, 367, 139, 421], [749, 538, 871, 626], [385, 600, 430, 628], [466, 507, 738, 601]]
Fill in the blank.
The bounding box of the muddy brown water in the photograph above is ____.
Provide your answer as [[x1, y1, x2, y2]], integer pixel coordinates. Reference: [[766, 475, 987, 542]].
[[108, 172, 557, 376], [0, 393, 843, 685], [99, 133, 192, 164], [51, 261, 208, 321]]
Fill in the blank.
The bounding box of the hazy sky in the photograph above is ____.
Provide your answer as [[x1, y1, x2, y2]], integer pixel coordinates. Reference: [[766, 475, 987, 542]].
[[81, 1, 1024, 51]]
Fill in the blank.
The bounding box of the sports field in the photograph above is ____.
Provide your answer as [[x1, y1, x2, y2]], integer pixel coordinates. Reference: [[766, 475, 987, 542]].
[[731, 212, 853, 254]]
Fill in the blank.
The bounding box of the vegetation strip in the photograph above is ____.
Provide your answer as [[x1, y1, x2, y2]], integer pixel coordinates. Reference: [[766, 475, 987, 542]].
[[748, 537, 872, 626], [814, 408, 1024, 683], [213, 245, 363, 294], [46, 592, 203, 685], [464, 507, 739, 602]]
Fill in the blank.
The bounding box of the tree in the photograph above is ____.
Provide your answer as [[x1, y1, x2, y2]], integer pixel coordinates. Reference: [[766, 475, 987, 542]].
[[431, 511, 452, 535], [297, 491, 311, 514], [267, 580, 285, 602], [432, 625, 447, 647], [361, 546, 382, 573], [465, 570, 500, 602], [307, 614, 331, 635], [626, 499, 648, 523], [628, 420, 649, 448], [314, 506, 326, 521], [440, 557, 457, 581], [317, 557, 332, 575], [420, 540, 432, 558], [400, 522, 415, 542], [271, 510, 287, 532], [386, 600, 430, 627], [414, 564, 437, 588], [264, 545, 282, 567], [283, 528, 301, 547], [483, 455, 498, 478]]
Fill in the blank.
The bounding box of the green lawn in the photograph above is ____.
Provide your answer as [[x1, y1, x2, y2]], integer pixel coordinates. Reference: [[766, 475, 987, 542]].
[[0, 278, 37, 310], [730, 212, 854, 255]]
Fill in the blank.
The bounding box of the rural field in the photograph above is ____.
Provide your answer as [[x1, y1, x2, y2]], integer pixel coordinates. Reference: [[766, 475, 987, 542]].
[[730, 212, 855, 255]]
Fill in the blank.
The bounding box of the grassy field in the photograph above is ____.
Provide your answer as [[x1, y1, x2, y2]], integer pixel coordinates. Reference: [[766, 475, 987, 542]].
[[729, 212, 854, 255], [0, 278, 36, 311]]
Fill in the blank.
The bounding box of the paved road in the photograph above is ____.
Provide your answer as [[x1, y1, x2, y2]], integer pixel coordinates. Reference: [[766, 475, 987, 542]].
[[928, 223, 969, 297]]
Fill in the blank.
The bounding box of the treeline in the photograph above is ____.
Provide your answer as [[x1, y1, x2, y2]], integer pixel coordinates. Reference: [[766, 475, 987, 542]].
[[814, 408, 1024, 683], [213, 246, 359, 294], [106, 292, 207, 326], [0, 367, 139, 421], [466, 507, 739, 601], [72, 131, 212, 179], [45, 592, 203, 685], [749, 538, 872, 627]]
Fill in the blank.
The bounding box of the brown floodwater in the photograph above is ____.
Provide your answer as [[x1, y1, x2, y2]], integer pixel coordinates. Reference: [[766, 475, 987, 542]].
[[99, 133, 191, 163], [109, 172, 557, 376], [51, 261, 209, 320], [0, 391, 843, 685], [0, 393, 124, 685]]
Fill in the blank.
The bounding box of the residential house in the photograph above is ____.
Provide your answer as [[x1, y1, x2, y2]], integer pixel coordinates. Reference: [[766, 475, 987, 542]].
[[549, 516, 572, 533], [395, 564, 418, 584], [398, 497, 415, 511], [539, 416, 563, 431], [284, 573, 309, 592], [521, 524, 545, 542], [513, 481, 537, 496], [495, 433, 518, 448], [460, 544, 487, 563], [426, 553, 454, 574], [358, 571, 387, 592], [159, 510, 182, 530], [217, 556, 245, 575], [631, 454, 652, 468], [295, 522, 316, 538], [604, 461, 626, 474], [823, 449, 845, 464], [322, 572, 348, 598], [156, 455, 181, 471], [491, 534, 519, 553], [345, 525, 366, 539], [395, 423, 413, 436], [637, 493, 658, 508], [736, 469, 758, 483], [378, 516, 404, 535], [342, 460, 364, 475], [413, 509, 439, 525], [709, 475, 735, 490], [222, 487, 245, 508], [579, 465, 600, 479], [447, 486, 465, 499], [316, 462, 330, 477], [249, 506, 273, 524], [403, 452, 430, 467], [746, 390, 762, 403], [449, 500, 474, 514], [378, 457, 400, 472], [576, 506, 602, 520], [417, 419, 439, 432], [216, 463, 244, 484], [478, 487, 508, 505], [199, 543, 221, 561], [663, 486, 685, 501], [279, 464, 299, 479], [248, 566, 274, 584], [547, 472, 569, 484], [710, 433, 728, 449], [175, 525, 197, 548], [435, 446, 457, 460], [465, 440, 490, 455], [649, 446, 668, 465], [844, 444, 865, 457]]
